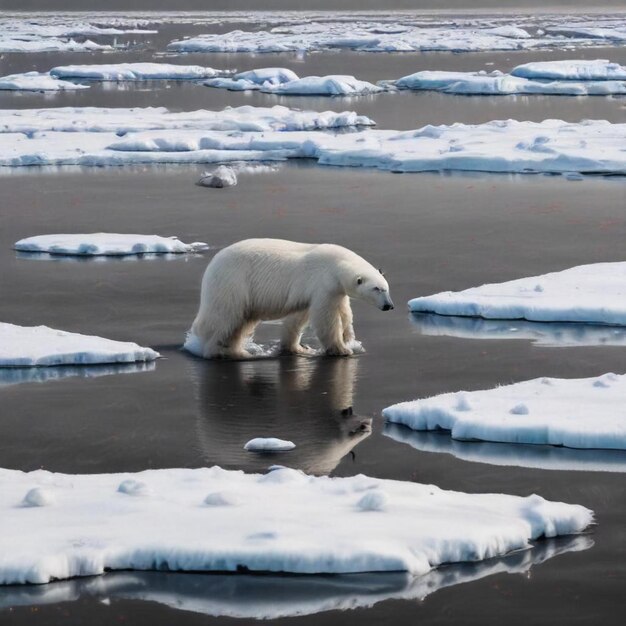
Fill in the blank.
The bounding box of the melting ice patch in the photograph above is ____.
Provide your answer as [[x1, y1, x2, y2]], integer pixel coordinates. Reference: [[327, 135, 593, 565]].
[[383, 373, 626, 450], [14, 234, 208, 257], [0, 73, 89, 92], [50, 63, 230, 81], [0, 323, 159, 368], [408, 262, 626, 325], [0, 465, 592, 585], [510, 59, 626, 81], [205, 67, 300, 91], [395, 69, 626, 95]]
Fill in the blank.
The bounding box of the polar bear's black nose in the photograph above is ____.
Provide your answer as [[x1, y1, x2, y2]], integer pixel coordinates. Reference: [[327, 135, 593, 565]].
[[382, 304, 393, 311]]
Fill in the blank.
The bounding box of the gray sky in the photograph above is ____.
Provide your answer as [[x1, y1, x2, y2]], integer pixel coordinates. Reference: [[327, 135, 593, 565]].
[[3, 1, 625, 12]]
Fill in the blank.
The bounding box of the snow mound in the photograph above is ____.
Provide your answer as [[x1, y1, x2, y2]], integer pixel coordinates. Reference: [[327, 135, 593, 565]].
[[383, 373, 626, 450], [395, 69, 626, 95], [0, 72, 89, 92], [0, 466, 592, 585], [198, 165, 237, 188], [22, 488, 55, 508], [385, 424, 626, 473], [244, 438, 296, 452], [0, 323, 160, 368], [409, 262, 626, 325], [262, 75, 383, 96], [14, 234, 208, 256], [50, 63, 229, 81], [511, 59, 626, 81]]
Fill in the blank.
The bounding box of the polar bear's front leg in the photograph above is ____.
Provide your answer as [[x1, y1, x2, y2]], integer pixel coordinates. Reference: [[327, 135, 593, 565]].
[[280, 311, 315, 355], [310, 296, 353, 356], [339, 296, 356, 344]]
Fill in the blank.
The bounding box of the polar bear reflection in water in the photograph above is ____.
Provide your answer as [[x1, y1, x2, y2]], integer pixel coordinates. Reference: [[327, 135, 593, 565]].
[[192, 356, 371, 475]]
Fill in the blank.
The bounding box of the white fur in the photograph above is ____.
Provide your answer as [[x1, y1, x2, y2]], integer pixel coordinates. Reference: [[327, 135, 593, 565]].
[[185, 238, 393, 359]]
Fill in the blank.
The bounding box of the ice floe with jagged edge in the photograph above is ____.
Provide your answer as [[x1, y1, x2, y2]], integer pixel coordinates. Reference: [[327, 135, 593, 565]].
[[510, 59, 626, 81], [0, 362, 155, 388], [410, 314, 626, 348], [0, 323, 159, 368], [207, 70, 383, 96], [0, 465, 592, 585], [385, 424, 626, 474], [394, 69, 626, 95], [2, 116, 626, 174], [0, 535, 592, 616], [408, 262, 626, 324], [383, 372, 626, 450], [0, 73, 89, 92], [14, 234, 208, 257], [50, 63, 231, 81], [0, 105, 373, 135]]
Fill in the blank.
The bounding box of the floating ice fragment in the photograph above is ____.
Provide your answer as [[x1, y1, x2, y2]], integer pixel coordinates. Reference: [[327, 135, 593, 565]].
[[245, 438, 296, 452], [198, 165, 238, 188]]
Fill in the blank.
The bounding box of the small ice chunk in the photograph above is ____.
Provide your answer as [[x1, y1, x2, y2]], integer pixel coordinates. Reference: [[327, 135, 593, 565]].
[[198, 165, 238, 188], [22, 488, 55, 507], [117, 480, 152, 497], [244, 438, 296, 452], [204, 492, 240, 506], [510, 403, 529, 415], [356, 491, 388, 512]]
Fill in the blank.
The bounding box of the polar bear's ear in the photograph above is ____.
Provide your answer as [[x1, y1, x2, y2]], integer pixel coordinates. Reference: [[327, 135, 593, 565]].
[[356, 276, 363, 285]]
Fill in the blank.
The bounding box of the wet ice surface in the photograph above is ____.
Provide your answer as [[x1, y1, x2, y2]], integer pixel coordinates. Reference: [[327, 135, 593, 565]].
[[1, 15, 626, 626]]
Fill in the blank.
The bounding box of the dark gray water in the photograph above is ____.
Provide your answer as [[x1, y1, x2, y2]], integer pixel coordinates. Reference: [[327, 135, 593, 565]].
[[1, 16, 626, 626]]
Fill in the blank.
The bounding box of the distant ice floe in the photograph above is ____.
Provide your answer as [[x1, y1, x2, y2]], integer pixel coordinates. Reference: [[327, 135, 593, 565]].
[[0, 536, 592, 616], [0, 323, 159, 368], [0, 465, 592, 585], [409, 262, 626, 325], [385, 425, 626, 473], [207, 69, 382, 96], [411, 314, 626, 348], [395, 67, 626, 95], [166, 16, 626, 53], [0, 72, 89, 92], [383, 373, 626, 450], [50, 63, 230, 81], [2, 111, 625, 176], [510, 59, 626, 81], [198, 165, 238, 188], [244, 438, 296, 451], [14, 234, 208, 256]]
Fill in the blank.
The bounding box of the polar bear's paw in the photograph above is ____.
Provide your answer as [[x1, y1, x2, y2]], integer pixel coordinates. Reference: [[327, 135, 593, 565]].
[[325, 345, 354, 357], [346, 339, 365, 354], [280, 343, 319, 356]]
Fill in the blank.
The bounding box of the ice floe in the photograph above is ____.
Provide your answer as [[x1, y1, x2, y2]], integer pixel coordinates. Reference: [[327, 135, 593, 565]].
[[410, 314, 626, 348], [395, 69, 626, 95], [0, 323, 159, 368], [14, 234, 208, 257], [510, 59, 626, 81], [408, 262, 626, 325], [207, 72, 382, 96], [2, 114, 625, 175], [244, 438, 296, 451], [50, 63, 229, 81], [0, 73, 89, 92], [383, 373, 626, 450], [0, 536, 592, 616], [385, 425, 626, 473], [0, 465, 592, 585], [198, 165, 237, 188]]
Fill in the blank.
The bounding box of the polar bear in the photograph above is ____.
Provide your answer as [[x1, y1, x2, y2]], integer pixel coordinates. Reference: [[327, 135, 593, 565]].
[[185, 238, 393, 359]]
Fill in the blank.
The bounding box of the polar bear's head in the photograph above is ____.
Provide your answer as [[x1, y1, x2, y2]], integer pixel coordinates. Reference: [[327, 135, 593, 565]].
[[348, 267, 394, 311]]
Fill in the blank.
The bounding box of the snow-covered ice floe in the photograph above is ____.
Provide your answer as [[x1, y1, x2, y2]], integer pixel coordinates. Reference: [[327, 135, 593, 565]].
[[50, 63, 230, 81], [0, 73, 89, 92], [385, 425, 626, 473], [14, 234, 208, 257], [383, 373, 626, 450], [410, 314, 626, 348], [2, 112, 625, 176], [0, 465, 592, 585], [207, 70, 383, 96], [0, 323, 159, 368], [395, 68, 626, 96], [198, 165, 237, 188], [244, 438, 296, 451], [510, 59, 626, 81], [409, 263, 626, 325], [0, 536, 592, 616]]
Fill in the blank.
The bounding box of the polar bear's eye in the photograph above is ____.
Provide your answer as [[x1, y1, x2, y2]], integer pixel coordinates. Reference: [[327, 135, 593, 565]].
[[372, 286, 381, 292], [357, 277, 363, 285]]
